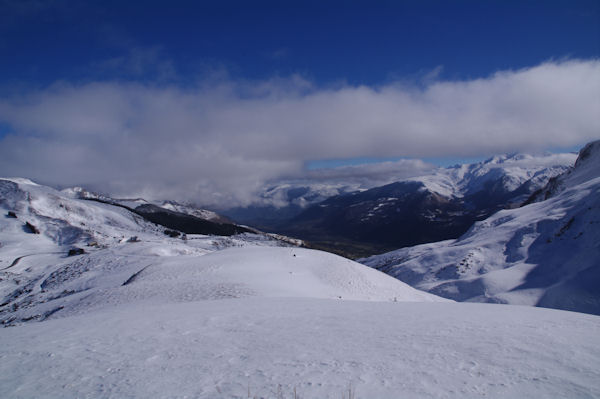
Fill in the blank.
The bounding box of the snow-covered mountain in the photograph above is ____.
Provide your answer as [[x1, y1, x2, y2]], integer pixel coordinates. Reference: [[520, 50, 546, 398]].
[[361, 141, 600, 315], [222, 159, 437, 227], [2, 178, 164, 248], [222, 182, 362, 232], [409, 152, 575, 204], [275, 152, 576, 257], [0, 177, 442, 326], [63, 186, 232, 224], [1, 176, 599, 398], [225, 153, 575, 238], [159, 200, 230, 223]]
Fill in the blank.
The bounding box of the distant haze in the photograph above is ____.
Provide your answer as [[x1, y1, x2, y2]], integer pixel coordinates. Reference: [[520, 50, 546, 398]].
[[0, 59, 598, 207]]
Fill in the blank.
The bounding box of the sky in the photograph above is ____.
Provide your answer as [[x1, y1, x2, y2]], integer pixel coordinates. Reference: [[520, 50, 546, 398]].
[[0, 0, 599, 206]]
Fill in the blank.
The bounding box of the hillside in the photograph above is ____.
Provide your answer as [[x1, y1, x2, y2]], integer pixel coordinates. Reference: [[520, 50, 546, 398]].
[[361, 141, 600, 315], [62, 186, 250, 236]]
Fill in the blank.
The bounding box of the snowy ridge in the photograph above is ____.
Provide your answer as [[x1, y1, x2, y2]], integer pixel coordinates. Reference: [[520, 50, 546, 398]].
[[1, 243, 444, 325], [527, 141, 600, 202], [260, 182, 360, 209], [62, 186, 229, 223], [159, 200, 226, 222], [361, 140, 600, 315], [409, 152, 576, 201], [1, 178, 162, 248]]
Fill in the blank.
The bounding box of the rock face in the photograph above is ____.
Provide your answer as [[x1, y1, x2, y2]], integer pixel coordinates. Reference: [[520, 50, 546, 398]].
[[361, 140, 600, 316]]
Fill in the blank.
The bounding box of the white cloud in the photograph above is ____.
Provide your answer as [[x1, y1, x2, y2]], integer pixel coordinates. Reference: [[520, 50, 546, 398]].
[[298, 159, 436, 186], [0, 59, 598, 206]]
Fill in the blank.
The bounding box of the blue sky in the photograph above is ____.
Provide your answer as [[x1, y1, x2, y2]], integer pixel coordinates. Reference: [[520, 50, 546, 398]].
[[1, 0, 598, 87], [0, 0, 598, 203]]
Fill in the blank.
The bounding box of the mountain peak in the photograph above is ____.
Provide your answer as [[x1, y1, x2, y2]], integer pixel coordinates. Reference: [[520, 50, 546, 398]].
[[528, 140, 600, 203], [574, 139, 600, 169]]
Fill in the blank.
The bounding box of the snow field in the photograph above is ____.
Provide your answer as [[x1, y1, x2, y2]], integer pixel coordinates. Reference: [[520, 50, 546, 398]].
[[0, 299, 598, 398]]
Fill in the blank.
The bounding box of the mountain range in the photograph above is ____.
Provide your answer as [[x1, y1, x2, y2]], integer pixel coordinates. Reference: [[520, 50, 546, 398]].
[[227, 152, 576, 257]]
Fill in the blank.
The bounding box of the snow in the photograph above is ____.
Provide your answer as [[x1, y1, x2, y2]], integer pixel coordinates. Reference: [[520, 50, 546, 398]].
[[0, 299, 598, 398], [1, 177, 163, 249], [160, 200, 224, 222], [0, 242, 445, 325], [406, 152, 576, 200], [552, 140, 600, 190], [259, 182, 363, 209], [360, 141, 600, 315], [61, 186, 227, 223]]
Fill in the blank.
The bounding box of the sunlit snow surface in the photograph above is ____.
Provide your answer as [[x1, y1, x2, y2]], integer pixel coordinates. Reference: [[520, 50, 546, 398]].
[[1, 300, 599, 398], [1, 174, 599, 398]]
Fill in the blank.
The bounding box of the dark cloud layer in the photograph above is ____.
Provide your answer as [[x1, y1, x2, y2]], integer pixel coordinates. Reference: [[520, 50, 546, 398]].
[[0, 59, 598, 206]]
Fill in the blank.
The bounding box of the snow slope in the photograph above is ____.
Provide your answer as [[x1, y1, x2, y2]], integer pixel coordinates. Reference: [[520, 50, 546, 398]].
[[2, 178, 164, 249], [361, 141, 600, 315], [1, 244, 444, 325], [0, 299, 598, 398]]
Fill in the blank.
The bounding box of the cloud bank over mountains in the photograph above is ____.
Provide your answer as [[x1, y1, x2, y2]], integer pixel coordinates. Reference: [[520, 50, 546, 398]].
[[0, 59, 598, 206]]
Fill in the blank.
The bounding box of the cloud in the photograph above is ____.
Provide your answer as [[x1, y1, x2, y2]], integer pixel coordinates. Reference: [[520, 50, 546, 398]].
[[0, 59, 598, 207], [298, 159, 436, 186]]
